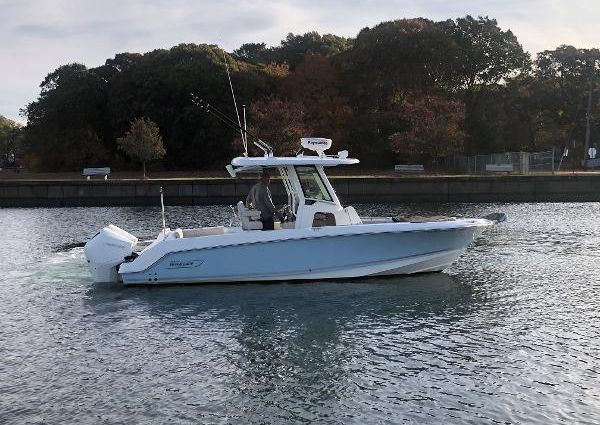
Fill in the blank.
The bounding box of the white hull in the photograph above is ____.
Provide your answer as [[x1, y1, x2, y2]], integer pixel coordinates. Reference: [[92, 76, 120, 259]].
[[111, 221, 488, 285], [160, 248, 466, 283]]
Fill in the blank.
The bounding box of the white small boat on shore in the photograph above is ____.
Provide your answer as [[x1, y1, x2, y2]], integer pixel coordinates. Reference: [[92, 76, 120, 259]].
[[84, 137, 502, 285]]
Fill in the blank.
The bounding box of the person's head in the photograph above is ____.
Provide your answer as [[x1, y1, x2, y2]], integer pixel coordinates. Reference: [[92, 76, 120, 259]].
[[260, 169, 271, 185]]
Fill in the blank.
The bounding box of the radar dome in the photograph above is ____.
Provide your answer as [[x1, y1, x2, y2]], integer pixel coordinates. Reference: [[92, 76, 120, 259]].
[[301, 138, 332, 157]]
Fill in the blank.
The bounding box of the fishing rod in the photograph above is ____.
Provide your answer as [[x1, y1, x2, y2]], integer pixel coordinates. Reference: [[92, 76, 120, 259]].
[[192, 96, 252, 138], [201, 100, 273, 155], [222, 51, 247, 152], [191, 95, 273, 156], [193, 97, 257, 142]]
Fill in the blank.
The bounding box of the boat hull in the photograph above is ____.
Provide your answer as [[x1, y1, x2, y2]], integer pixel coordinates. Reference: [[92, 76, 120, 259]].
[[119, 225, 485, 285]]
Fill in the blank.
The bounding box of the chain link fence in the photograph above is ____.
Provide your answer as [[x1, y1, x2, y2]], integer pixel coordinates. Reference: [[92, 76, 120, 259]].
[[446, 150, 557, 174]]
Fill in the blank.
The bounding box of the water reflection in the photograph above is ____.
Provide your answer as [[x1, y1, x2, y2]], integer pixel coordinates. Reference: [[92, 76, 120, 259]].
[[81, 273, 481, 420], [84, 273, 471, 317]]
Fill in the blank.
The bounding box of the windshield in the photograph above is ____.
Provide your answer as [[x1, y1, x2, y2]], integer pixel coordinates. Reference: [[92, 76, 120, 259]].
[[295, 166, 333, 202]]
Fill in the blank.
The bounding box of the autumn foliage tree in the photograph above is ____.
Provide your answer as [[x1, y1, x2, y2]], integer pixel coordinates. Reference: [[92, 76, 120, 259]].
[[389, 96, 466, 161], [248, 98, 312, 156], [117, 117, 166, 178], [280, 54, 352, 146]]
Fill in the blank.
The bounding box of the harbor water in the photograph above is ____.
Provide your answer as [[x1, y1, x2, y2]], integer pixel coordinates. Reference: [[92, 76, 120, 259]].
[[1, 203, 599, 424]]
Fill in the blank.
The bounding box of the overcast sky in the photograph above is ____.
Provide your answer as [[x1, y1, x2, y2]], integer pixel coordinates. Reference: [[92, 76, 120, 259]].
[[2, 0, 600, 123]]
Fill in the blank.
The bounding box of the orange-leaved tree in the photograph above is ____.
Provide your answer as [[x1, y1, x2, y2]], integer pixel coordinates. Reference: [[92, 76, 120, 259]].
[[280, 54, 352, 146], [247, 98, 313, 156], [389, 95, 465, 161]]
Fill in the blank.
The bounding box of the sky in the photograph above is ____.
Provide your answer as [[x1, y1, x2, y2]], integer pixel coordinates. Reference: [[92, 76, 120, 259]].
[[2, 0, 600, 123]]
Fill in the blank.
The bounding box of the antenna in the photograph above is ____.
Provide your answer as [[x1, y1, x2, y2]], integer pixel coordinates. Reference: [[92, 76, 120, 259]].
[[160, 186, 166, 236], [223, 50, 248, 155], [242, 104, 248, 157]]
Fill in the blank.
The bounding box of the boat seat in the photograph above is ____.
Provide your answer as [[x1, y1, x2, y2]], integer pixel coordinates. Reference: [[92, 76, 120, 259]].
[[182, 227, 226, 238], [237, 201, 263, 230]]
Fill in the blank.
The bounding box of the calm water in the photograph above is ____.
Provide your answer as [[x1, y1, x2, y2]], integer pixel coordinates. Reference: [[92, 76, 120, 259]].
[[1, 203, 599, 424]]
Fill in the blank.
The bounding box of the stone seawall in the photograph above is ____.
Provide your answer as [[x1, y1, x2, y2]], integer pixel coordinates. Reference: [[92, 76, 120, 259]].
[[1, 175, 600, 207]]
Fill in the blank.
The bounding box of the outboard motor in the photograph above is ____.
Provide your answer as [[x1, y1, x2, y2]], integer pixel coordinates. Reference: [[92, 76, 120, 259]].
[[84, 225, 138, 283]]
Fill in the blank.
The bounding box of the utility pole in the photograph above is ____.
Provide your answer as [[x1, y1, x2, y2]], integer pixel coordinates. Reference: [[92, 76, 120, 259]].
[[583, 79, 593, 168], [10, 125, 16, 164], [583, 58, 598, 169]]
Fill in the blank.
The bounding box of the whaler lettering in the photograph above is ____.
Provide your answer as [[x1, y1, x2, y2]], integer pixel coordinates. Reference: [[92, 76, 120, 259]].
[[167, 259, 204, 269]]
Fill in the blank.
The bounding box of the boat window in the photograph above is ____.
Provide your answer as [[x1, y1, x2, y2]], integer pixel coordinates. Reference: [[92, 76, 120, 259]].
[[295, 166, 333, 202]]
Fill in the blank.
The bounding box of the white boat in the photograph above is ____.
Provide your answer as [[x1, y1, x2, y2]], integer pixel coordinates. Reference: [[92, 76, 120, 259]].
[[85, 138, 500, 285]]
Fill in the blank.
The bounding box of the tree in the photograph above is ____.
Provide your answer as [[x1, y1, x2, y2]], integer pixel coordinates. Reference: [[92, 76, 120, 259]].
[[247, 98, 312, 155], [533, 46, 600, 161], [233, 43, 269, 63], [439, 16, 530, 153], [440, 16, 530, 93], [337, 16, 530, 159], [233, 32, 352, 68], [336, 19, 456, 164], [22, 43, 285, 171], [339, 18, 451, 110], [273, 32, 352, 68], [22, 63, 109, 170], [280, 54, 352, 146], [389, 96, 465, 161], [0, 115, 23, 166], [21, 19, 600, 171], [117, 117, 166, 178], [55, 127, 107, 170]]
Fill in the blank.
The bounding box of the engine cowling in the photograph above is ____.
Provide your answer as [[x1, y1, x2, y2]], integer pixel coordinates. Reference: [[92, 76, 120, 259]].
[[84, 225, 138, 283]]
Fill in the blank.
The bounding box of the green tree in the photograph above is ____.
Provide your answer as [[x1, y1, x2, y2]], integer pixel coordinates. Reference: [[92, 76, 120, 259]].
[[56, 127, 107, 170], [0, 115, 23, 166], [273, 32, 352, 68], [441, 16, 530, 154], [233, 43, 269, 63], [23, 44, 283, 171], [104, 44, 281, 169], [533, 46, 600, 161], [22, 63, 109, 170], [234, 32, 352, 68], [339, 18, 451, 110], [117, 117, 166, 178], [440, 16, 530, 93]]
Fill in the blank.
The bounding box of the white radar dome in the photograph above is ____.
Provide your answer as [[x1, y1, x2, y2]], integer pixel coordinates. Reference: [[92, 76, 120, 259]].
[[301, 138, 332, 157]]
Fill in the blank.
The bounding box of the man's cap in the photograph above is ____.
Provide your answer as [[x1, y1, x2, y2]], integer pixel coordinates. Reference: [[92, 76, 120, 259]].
[[261, 169, 270, 178]]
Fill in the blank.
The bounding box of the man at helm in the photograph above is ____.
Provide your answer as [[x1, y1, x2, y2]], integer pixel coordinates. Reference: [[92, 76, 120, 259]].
[[246, 169, 276, 230]]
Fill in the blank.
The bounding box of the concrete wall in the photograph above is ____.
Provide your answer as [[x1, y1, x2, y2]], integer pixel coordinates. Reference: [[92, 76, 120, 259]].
[[1, 175, 600, 207]]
